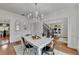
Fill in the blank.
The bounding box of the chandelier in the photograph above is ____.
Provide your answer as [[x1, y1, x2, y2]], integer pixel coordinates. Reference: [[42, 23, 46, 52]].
[[27, 3, 44, 22]]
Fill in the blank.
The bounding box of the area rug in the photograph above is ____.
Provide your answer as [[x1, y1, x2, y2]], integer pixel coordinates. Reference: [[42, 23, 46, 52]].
[[14, 45, 35, 55]]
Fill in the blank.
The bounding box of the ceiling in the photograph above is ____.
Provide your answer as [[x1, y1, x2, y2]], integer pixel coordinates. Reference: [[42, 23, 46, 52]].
[[0, 3, 76, 17]]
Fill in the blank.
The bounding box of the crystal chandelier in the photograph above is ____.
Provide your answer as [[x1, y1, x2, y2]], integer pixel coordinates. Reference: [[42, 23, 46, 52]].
[[27, 3, 44, 22]]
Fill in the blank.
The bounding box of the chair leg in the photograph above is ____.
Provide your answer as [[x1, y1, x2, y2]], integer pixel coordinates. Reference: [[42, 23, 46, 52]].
[[52, 49, 55, 55], [33, 48, 36, 55], [23, 48, 26, 55], [28, 49, 30, 55], [41, 51, 44, 55], [52, 52, 55, 55], [33, 49, 37, 55]]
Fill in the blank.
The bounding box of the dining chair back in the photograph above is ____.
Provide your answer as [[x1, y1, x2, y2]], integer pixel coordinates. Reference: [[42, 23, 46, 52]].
[[21, 37, 35, 55], [42, 39, 55, 55], [21, 37, 26, 45]]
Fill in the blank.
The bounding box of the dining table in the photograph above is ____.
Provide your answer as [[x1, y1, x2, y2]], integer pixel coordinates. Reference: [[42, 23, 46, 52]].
[[23, 35, 53, 55]]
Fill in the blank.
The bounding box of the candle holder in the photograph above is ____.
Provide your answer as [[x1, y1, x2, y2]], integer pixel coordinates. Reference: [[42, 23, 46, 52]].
[[32, 35, 41, 40]]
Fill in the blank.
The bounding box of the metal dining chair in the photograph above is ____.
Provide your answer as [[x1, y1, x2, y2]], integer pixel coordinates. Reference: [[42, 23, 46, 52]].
[[41, 40, 55, 55], [21, 37, 34, 55]]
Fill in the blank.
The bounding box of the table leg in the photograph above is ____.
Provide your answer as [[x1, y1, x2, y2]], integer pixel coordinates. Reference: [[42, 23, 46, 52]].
[[37, 48, 42, 55]]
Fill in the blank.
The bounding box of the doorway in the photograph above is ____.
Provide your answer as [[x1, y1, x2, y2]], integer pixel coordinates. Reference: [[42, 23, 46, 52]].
[[43, 18, 68, 43], [0, 22, 10, 46]]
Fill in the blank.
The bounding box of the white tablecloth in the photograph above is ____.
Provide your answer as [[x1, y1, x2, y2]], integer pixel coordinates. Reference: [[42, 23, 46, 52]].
[[23, 36, 53, 55]]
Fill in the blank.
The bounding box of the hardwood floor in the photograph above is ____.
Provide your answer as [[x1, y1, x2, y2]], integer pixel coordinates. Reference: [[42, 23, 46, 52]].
[[53, 39, 78, 55], [0, 41, 21, 55], [0, 45, 16, 55], [0, 39, 78, 55]]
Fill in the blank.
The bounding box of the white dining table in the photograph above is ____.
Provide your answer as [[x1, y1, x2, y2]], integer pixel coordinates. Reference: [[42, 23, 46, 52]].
[[23, 36, 53, 55]]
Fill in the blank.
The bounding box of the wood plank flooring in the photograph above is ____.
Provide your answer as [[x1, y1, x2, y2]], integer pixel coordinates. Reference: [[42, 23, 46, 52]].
[[54, 39, 78, 55], [0, 45, 16, 55], [0, 41, 21, 55]]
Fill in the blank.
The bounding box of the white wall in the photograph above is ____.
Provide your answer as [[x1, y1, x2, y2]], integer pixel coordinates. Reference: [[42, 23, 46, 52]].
[[0, 9, 30, 42], [45, 4, 78, 49], [77, 4, 79, 52]]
